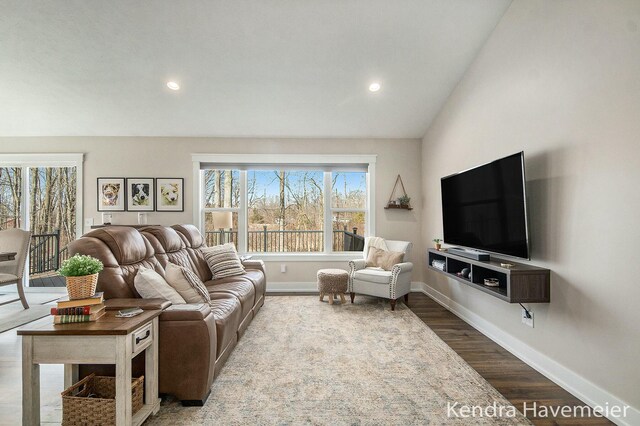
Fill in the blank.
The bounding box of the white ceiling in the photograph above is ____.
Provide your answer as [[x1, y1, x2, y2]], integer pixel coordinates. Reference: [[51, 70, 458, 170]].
[[0, 0, 511, 138]]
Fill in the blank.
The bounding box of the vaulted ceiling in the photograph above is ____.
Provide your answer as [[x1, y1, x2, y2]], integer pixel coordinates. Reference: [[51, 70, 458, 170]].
[[0, 0, 511, 138]]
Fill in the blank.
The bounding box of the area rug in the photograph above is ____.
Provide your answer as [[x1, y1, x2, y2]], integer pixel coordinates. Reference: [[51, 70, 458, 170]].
[[149, 296, 530, 425], [0, 292, 61, 333]]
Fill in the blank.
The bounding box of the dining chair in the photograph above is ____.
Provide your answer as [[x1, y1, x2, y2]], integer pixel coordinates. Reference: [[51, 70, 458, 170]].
[[0, 228, 32, 309]]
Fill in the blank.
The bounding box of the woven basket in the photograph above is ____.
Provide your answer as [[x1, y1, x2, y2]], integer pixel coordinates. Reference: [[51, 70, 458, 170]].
[[65, 273, 99, 300], [61, 373, 144, 426]]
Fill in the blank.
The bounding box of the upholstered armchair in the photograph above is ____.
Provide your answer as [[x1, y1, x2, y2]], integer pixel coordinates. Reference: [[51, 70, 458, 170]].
[[348, 238, 413, 310]]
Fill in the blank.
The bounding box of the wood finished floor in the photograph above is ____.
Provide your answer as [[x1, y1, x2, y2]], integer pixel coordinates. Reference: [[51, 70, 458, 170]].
[[405, 292, 613, 425]]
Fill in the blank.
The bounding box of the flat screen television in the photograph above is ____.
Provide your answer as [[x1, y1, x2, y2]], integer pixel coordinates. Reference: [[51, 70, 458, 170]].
[[441, 152, 530, 259]]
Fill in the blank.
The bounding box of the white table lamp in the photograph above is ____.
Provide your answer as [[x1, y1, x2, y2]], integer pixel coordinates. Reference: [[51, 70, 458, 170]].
[[211, 211, 233, 244]]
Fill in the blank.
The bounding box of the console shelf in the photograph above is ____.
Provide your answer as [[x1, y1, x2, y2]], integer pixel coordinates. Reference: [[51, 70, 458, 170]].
[[427, 249, 550, 303]]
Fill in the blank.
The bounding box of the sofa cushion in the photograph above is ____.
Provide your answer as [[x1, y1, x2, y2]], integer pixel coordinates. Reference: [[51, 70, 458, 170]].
[[202, 244, 245, 279], [172, 224, 213, 282], [141, 226, 197, 273], [241, 269, 266, 300], [208, 296, 242, 359], [207, 279, 256, 320], [134, 267, 185, 304], [365, 247, 404, 271], [353, 268, 393, 284], [69, 227, 161, 299], [165, 263, 211, 304]]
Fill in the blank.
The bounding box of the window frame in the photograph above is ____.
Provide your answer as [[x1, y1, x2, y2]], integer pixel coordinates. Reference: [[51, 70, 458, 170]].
[[193, 154, 376, 261]]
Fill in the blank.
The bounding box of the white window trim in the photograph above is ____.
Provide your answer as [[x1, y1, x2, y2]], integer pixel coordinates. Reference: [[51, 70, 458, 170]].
[[0, 153, 84, 288], [192, 153, 376, 261]]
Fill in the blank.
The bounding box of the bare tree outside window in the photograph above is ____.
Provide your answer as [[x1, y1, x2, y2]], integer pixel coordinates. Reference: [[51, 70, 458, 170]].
[[201, 168, 368, 252]]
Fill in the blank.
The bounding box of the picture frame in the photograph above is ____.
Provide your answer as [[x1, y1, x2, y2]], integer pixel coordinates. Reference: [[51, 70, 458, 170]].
[[97, 178, 126, 212], [126, 178, 155, 211], [155, 178, 184, 212]]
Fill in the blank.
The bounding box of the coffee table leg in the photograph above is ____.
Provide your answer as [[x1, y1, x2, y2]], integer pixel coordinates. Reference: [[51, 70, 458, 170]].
[[115, 335, 132, 426], [146, 317, 160, 414], [22, 336, 40, 426], [64, 364, 79, 388]]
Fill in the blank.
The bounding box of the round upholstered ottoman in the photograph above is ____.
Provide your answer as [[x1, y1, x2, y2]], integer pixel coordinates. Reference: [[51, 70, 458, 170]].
[[317, 268, 349, 305]]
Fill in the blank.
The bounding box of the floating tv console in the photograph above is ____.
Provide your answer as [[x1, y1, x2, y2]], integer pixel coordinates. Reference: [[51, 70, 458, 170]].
[[427, 249, 550, 303]]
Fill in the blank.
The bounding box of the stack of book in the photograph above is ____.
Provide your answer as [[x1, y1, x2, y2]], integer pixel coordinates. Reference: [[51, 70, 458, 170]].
[[51, 292, 105, 324]]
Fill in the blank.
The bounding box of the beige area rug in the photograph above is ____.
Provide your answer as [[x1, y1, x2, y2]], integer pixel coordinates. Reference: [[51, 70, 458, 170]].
[[0, 292, 61, 333], [149, 296, 530, 425]]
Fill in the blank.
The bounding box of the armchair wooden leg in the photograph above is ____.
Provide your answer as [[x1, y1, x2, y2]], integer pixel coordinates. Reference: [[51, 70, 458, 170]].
[[339, 293, 346, 304], [319, 292, 324, 302], [329, 294, 334, 305], [17, 282, 29, 309], [350, 292, 355, 303], [404, 294, 409, 303], [390, 299, 397, 311]]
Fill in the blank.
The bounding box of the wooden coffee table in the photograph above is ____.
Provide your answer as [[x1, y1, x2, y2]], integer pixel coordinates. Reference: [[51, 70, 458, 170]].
[[18, 309, 162, 426]]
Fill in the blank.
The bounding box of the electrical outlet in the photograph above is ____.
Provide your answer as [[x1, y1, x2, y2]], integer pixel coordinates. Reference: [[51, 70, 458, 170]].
[[84, 218, 94, 227], [280, 264, 287, 273], [521, 307, 534, 328]]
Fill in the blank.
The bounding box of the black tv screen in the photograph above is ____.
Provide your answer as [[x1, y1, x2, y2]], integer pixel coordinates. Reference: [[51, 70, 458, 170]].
[[441, 152, 529, 259]]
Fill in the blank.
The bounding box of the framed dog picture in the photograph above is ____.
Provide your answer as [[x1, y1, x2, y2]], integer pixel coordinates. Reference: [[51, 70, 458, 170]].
[[156, 178, 184, 212], [97, 178, 126, 211], [126, 178, 155, 212]]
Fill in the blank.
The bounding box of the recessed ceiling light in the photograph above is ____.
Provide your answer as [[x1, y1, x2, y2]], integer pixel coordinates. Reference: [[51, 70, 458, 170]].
[[369, 82, 381, 92], [167, 81, 180, 91]]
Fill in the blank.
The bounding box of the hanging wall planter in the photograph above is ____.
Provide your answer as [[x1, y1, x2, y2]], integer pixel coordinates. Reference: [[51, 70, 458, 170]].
[[385, 175, 413, 210]]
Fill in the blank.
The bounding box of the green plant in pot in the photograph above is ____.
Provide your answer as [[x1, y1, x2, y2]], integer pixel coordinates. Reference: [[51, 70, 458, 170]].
[[398, 194, 411, 207], [433, 238, 442, 250], [58, 254, 104, 300]]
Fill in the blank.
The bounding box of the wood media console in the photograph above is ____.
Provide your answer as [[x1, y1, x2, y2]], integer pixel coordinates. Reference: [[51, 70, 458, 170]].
[[427, 249, 550, 303]]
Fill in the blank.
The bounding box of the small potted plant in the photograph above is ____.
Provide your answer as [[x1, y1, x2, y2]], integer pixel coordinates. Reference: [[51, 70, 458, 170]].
[[58, 254, 104, 300], [433, 238, 442, 250], [398, 194, 411, 207]]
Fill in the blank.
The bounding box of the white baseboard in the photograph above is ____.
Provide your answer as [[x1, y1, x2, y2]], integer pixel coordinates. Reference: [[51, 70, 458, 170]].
[[268, 281, 426, 294], [413, 281, 639, 426], [267, 282, 317, 293]]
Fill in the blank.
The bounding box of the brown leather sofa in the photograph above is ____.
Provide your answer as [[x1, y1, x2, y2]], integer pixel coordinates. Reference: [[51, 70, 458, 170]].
[[69, 224, 266, 405]]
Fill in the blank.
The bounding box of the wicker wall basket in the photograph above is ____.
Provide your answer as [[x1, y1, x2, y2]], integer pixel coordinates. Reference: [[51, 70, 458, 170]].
[[61, 373, 144, 426], [65, 273, 99, 300]]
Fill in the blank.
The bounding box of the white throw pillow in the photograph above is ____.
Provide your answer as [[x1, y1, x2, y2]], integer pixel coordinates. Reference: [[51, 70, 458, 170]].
[[202, 243, 245, 280], [164, 263, 211, 304], [134, 267, 186, 304]]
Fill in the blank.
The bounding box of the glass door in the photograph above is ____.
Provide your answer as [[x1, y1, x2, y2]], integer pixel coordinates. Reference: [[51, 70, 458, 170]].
[[28, 167, 77, 285], [0, 154, 82, 288]]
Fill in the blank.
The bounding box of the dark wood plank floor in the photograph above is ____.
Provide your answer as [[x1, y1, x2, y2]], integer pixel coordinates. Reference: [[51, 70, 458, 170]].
[[406, 292, 612, 425]]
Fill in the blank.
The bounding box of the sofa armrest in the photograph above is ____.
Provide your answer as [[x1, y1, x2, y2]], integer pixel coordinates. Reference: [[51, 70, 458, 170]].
[[104, 298, 172, 311], [392, 262, 413, 275], [242, 259, 266, 275], [160, 303, 212, 321], [348, 259, 367, 273]]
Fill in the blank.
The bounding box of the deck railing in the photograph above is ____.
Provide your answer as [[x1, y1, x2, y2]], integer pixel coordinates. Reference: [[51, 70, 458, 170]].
[[29, 231, 59, 275], [26, 227, 359, 276], [205, 227, 364, 252]]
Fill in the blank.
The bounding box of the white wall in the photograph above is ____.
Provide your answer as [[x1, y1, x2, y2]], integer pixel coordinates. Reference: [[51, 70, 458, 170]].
[[0, 137, 423, 284], [421, 0, 640, 415]]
